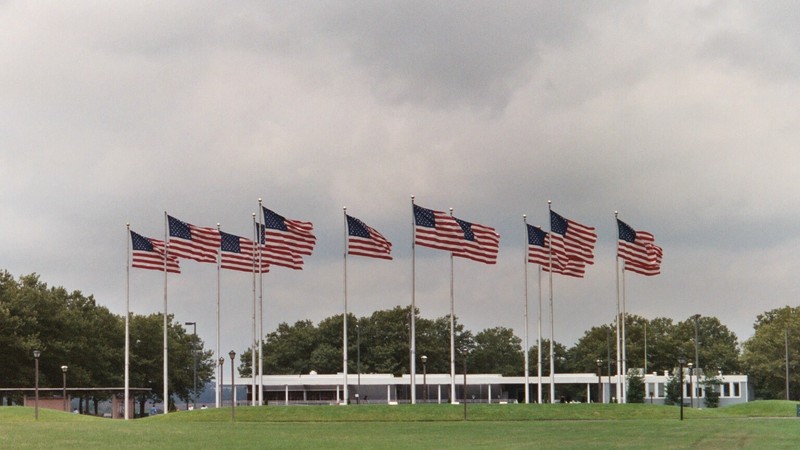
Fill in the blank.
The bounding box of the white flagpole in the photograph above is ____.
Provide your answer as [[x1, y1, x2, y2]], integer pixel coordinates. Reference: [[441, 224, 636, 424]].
[[410, 195, 417, 405], [614, 211, 622, 403], [537, 262, 543, 404], [343, 207, 349, 405], [216, 224, 221, 409], [522, 215, 530, 404], [449, 207, 456, 404], [125, 224, 131, 420], [251, 212, 258, 406], [257, 202, 264, 406], [163, 211, 169, 413], [621, 266, 628, 403], [547, 201, 555, 403]]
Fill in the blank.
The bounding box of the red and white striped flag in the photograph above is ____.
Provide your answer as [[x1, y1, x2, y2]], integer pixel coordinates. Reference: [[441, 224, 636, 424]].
[[550, 210, 597, 266], [220, 231, 268, 273], [130, 230, 181, 273], [527, 224, 585, 277], [167, 215, 220, 263], [261, 207, 316, 258], [451, 217, 500, 264], [347, 214, 392, 260], [413, 204, 466, 253], [617, 219, 662, 276]]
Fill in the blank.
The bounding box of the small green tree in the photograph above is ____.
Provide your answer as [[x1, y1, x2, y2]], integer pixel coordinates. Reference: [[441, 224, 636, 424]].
[[701, 374, 722, 408], [664, 371, 681, 405], [626, 370, 645, 403]]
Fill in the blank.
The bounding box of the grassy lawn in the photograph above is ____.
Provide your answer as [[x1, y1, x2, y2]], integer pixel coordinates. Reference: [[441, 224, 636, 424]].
[[2, 401, 799, 449]]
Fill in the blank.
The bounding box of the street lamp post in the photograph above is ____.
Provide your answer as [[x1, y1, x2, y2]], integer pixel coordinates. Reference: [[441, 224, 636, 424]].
[[218, 357, 225, 407], [229, 351, 236, 421], [61, 365, 69, 412], [462, 348, 468, 421], [688, 362, 694, 408], [678, 356, 686, 421], [596, 359, 602, 404], [33, 350, 41, 420], [184, 321, 197, 410], [421, 355, 428, 403]]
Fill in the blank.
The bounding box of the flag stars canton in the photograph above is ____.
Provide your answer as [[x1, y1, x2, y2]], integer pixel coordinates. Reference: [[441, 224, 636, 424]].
[[167, 216, 192, 239], [346, 216, 371, 238], [618, 221, 637, 243], [130, 232, 153, 251], [454, 218, 475, 241], [527, 224, 546, 247], [263, 209, 288, 231], [413, 205, 435, 228], [550, 212, 568, 235], [220, 232, 241, 253]]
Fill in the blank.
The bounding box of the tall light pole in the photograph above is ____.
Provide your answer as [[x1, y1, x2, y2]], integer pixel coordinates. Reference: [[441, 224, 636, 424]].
[[229, 351, 236, 421], [421, 355, 428, 402], [678, 356, 686, 421], [688, 362, 694, 408], [33, 350, 41, 420], [218, 357, 225, 407], [596, 359, 602, 404], [185, 321, 197, 409], [61, 365, 68, 412], [462, 348, 468, 421], [693, 314, 701, 403]]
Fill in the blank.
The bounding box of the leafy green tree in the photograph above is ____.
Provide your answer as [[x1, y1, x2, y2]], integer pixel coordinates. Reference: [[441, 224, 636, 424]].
[[469, 327, 523, 376], [701, 374, 722, 408], [626, 370, 645, 403], [129, 313, 214, 415], [664, 372, 679, 406], [741, 306, 800, 400]]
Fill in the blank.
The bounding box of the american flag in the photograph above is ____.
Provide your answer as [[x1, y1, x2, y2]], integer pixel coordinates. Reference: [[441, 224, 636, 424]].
[[256, 223, 305, 270], [167, 215, 220, 263], [413, 204, 467, 253], [617, 219, 662, 276], [346, 214, 393, 260], [550, 210, 597, 265], [261, 207, 316, 257], [527, 224, 586, 277], [220, 231, 268, 273], [451, 216, 500, 264], [130, 230, 180, 273]]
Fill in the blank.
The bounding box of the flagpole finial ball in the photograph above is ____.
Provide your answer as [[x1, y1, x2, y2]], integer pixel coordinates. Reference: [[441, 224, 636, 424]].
[[126, 222, 130, 227], [547, 200, 551, 205], [523, 214, 527, 219], [258, 198, 262, 202], [252, 212, 256, 217], [217, 223, 220, 227], [411, 195, 415, 199]]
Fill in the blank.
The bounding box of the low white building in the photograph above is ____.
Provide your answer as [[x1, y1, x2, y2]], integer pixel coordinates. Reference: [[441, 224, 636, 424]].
[[235, 370, 749, 406]]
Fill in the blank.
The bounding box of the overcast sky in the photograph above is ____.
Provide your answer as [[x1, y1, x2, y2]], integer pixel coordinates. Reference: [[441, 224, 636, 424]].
[[3, 1, 800, 368]]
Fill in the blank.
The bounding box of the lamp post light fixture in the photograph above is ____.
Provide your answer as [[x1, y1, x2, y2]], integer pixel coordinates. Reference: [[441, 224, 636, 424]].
[[218, 357, 225, 407], [33, 350, 41, 420], [596, 359, 602, 404], [678, 356, 686, 421], [61, 365, 69, 412], [688, 362, 694, 408], [184, 321, 197, 410], [421, 355, 428, 403], [229, 351, 236, 421]]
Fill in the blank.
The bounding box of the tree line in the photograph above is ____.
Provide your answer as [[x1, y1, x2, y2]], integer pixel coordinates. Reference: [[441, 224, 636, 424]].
[[0, 271, 214, 415], [2, 269, 799, 406]]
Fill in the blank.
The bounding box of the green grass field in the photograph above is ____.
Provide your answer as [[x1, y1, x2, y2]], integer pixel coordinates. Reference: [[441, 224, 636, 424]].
[[2, 401, 799, 449]]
